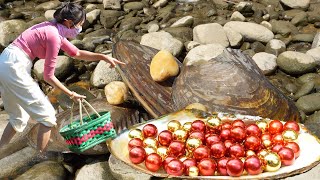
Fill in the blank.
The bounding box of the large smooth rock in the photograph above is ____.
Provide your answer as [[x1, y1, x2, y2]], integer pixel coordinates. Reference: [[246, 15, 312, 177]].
[[35, 0, 61, 11], [193, 23, 229, 47], [252, 52, 277, 75], [306, 47, 320, 64], [90, 60, 122, 88], [108, 155, 151, 180], [150, 50, 179, 82], [269, 20, 298, 36], [104, 81, 128, 105], [33, 56, 74, 81], [224, 21, 274, 43], [100, 10, 124, 29], [123, 2, 145, 12], [296, 93, 320, 114], [184, 44, 225, 66], [223, 26, 243, 47], [277, 51, 316, 75], [140, 31, 184, 56], [75, 161, 115, 180], [170, 15, 194, 28], [103, 0, 121, 10], [0, 20, 28, 49], [280, 0, 310, 9], [15, 161, 67, 180], [86, 9, 101, 25]]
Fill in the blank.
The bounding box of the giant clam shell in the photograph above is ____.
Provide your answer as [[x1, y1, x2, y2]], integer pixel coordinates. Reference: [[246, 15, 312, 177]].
[[107, 109, 320, 179]]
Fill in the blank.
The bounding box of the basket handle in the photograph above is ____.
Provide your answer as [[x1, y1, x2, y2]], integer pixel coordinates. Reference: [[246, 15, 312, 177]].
[[69, 99, 101, 126]]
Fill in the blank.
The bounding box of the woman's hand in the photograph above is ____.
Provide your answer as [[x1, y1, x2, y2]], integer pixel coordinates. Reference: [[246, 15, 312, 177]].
[[69, 91, 86, 101], [104, 55, 126, 68]]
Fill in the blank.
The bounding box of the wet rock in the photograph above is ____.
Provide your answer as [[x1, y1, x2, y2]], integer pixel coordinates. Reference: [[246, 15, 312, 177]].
[[291, 11, 308, 26], [15, 161, 67, 180], [103, 0, 121, 10], [240, 42, 251, 51], [291, 33, 315, 43], [75, 161, 115, 180], [104, 81, 128, 105], [285, 83, 298, 94], [230, 11, 246, 21], [276, 51, 316, 75], [33, 56, 74, 81], [108, 155, 151, 180], [153, 0, 168, 9], [280, 0, 310, 9], [193, 23, 229, 47], [184, 44, 225, 66], [265, 39, 286, 56], [282, 9, 304, 21], [170, 15, 193, 28], [0, 20, 28, 49], [251, 41, 266, 53], [85, 4, 99, 12], [212, 0, 228, 9], [252, 52, 277, 75], [86, 9, 101, 25], [269, 19, 298, 37], [119, 17, 142, 32], [293, 81, 315, 100], [35, 0, 61, 11], [90, 60, 122, 88], [140, 31, 183, 56], [296, 93, 320, 114], [123, 2, 145, 12], [304, 110, 320, 138], [224, 21, 274, 43], [164, 27, 193, 43], [100, 10, 124, 29], [306, 47, 320, 64], [307, 11, 320, 24], [286, 42, 311, 53], [223, 26, 243, 47], [297, 73, 320, 84], [243, 49, 256, 58]]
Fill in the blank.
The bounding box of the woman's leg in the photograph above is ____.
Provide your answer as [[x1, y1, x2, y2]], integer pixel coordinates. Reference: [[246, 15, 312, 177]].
[[0, 123, 16, 149], [37, 124, 52, 153]]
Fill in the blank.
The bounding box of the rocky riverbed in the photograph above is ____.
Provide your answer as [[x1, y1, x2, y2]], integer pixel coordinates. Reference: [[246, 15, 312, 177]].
[[1, 0, 320, 179]]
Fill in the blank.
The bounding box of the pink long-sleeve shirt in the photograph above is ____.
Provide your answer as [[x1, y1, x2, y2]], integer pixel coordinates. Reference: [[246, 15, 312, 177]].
[[12, 21, 79, 80]]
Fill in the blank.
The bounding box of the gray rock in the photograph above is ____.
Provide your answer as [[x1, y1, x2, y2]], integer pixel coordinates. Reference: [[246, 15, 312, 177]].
[[224, 21, 274, 43], [193, 23, 229, 47], [33, 56, 74, 81], [90, 60, 122, 88], [311, 32, 320, 48], [75, 161, 115, 180], [85, 4, 99, 12], [140, 31, 184, 56], [170, 15, 193, 28], [164, 27, 193, 43], [147, 24, 159, 33], [123, 2, 145, 12], [306, 47, 320, 64], [296, 93, 320, 114], [293, 81, 315, 100], [212, 0, 228, 9], [297, 73, 320, 84], [265, 39, 286, 56], [260, 21, 272, 31], [252, 52, 277, 75], [280, 0, 310, 9], [184, 41, 200, 51], [304, 111, 320, 138], [0, 20, 28, 49], [35, 0, 61, 11], [44, 10, 55, 21], [15, 161, 67, 180], [184, 43, 225, 66], [108, 155, 151, 180], [86, 9, 101, 25], [251, 41, 266, 53], [82, 36, 111, 52], [100, 10, 124, 29], [230, 11, 246, 21], [223, 26, 243, 47], [307, 11, 320, 24], [276, 51, 316, 75], [282, 9, 305, 21], [119, 17, 142, 32], [152, 0, 168, 9], [269, 20, 298, 37], [103, 0, 121, 10], [291, 12, 308, 26], [291, 33, 315, 43]]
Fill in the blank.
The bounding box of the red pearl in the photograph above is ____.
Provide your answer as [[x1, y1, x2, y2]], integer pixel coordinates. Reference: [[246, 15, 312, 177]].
[[191, 120, 206, 133], [246, 124, 262, 137], [168, 141, 185, 157], [283, 121, 300, 133], [217, 157, 229, 175], [183, 158, 197, 174], [278, 147, 295, 166], [145, 153, 162, 172], [244, 135, 262, 151], [244, 155, 263, 175], [268, 120, 283, 135], [226, 158, 244, 177], [198, 158, 216, 176], [210, 142, 227, 159], [221, 122, 232, 129], [230, 126, 246, 143], [165, 159, 185, 176], [229, 143, 245, 158], [143, 124, 158, 138], [232, 120, 246, 128], [189, 131, 205, 144], [194, 146, 211, 162], [205, 134, 221, 147], [285, 142, 300, 158], [158, 130, 173, 146], [129, 146, 146, 164], [128, 138, 144, 150], [220, 128, 231, 141]]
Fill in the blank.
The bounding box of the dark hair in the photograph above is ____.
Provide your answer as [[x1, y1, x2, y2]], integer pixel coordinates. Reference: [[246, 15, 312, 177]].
[[53, 2, 86, 25]]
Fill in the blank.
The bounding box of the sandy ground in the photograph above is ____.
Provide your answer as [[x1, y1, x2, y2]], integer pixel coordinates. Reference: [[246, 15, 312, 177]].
[[0, 110, 319, 179]]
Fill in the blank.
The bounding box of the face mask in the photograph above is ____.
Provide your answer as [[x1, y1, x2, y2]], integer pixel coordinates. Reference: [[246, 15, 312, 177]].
[[56, 23, 82, 39], [75, 26, 82, 34]]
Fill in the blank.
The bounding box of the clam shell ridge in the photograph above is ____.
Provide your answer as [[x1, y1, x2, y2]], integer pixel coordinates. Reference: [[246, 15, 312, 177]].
[[172, 48, 301, 121]]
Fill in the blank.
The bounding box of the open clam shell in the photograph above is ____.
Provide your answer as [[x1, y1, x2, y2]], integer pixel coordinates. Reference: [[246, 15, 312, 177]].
[[107, 109, 320, 179]]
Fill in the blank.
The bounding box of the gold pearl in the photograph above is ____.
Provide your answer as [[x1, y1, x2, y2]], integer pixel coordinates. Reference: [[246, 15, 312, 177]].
[[256, 120, 269, 132], [182, 122, 192, 132], [263, 139, 272, 149], [188, 166, 199, 177], [282, 129, 298, 142], [179, 156, 188, 162], [264, 152, 281, 172], [144, 147, 156, 155], [143, 137, 158, 149], [186, 149, 194, 158], [173, 129, 188, 142], [128, 129, 144, 140], [207, 116, 221, 128], [167, 120, 181, 132], [157, 146, 168, 160], [246, 150, 256, 157], [186, 138, 202, 151]]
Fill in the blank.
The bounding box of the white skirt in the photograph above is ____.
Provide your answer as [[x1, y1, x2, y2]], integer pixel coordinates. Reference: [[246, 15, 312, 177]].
[[0, 44, 56, 132]]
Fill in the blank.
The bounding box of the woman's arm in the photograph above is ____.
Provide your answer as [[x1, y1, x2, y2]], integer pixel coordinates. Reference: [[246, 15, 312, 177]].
[[73, 50, 125, 67]]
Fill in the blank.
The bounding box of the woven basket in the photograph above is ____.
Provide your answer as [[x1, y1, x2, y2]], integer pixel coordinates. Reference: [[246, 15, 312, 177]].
[[59, 99, 117, 153]]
